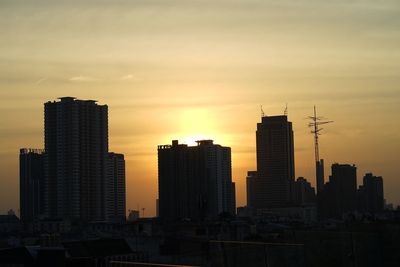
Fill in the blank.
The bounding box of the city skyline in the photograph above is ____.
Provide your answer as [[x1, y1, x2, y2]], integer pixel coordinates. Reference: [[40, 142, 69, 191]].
[[1, 0, 400, 216], [1, 96, 398, 217]]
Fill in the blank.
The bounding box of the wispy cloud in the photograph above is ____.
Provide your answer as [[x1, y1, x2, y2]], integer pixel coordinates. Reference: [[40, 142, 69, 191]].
[[69, 76, 99, 82], [35, 77, 47, 85], [120, 74, 140, 81]]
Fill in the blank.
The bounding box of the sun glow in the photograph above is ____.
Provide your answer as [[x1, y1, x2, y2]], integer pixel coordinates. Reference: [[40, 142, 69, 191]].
[[181, 135, 213, 146], [173, 108, 227, 146]]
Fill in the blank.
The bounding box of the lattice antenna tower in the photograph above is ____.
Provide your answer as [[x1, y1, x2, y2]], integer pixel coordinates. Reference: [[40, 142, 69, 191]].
[[308, 106, 333, 163]]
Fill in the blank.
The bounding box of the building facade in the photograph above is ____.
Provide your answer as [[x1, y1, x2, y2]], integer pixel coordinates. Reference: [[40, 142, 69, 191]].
[[43, 97, 108, 222], [250, 115, 295, 209], [107, 153, 126, 222], [158, 140, 235, 221], [19, 148, 44, 223]]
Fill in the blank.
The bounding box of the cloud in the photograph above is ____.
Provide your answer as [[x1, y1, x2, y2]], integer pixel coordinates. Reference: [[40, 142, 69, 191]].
[[69, 76, 98, 82], [120, 74, 140, 81], [35, 77, 47, 85]]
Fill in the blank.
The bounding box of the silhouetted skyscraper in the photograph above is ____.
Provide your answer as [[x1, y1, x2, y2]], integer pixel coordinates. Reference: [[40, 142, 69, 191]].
[[19, 148, 44, 223], [252, 115, 295, 209], [293, 177, 316, 206], [321, 163, 357, 219], [107, 153, 126, 222], [43, 97, 108, 222], [358, 173, 384, 214], [158, 140, 235, 221]]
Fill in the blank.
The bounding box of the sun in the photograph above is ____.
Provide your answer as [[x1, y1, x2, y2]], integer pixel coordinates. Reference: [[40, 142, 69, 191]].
[[174, 108, 227, 146]]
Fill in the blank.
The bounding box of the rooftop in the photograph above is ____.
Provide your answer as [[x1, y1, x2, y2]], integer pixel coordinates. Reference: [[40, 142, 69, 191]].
[[20, 148, 44, 155]]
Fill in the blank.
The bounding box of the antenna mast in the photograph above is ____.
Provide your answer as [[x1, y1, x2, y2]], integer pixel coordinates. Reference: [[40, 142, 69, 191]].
[[308, 106, 333, 193], [260, 105, 265, 118], [284, 103, 288, 116]]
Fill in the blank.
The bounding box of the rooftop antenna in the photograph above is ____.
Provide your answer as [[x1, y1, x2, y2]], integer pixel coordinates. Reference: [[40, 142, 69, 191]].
[[260, 105, 265, 118], [284, 103, 288, 116], [308, 105, 333, 193]]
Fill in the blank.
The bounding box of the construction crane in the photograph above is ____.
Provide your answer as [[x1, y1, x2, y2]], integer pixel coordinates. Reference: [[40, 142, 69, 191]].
[[308, 106, 333, 193]]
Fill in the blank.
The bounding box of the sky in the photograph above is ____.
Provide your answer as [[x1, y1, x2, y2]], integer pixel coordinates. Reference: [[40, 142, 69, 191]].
[[0, 0, 399, 216]]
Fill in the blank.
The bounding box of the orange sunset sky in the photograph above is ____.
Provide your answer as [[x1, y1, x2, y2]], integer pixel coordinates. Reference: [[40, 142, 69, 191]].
[[0, 0, 399, 216]]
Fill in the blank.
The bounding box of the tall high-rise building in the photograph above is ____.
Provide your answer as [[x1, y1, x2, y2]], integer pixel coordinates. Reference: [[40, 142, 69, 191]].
[[158, 140, 235, 221], [357, 173, 384, 214], [107, 153, 126, 222], [43, 97, 108, 222], [251, 115, 295, 209], [321, 163, 357, 218], [19, 148, 44, 223], [293, 177, 316, 206]]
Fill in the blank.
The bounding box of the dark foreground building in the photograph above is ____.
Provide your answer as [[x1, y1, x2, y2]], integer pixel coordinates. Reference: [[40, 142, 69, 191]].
[[158, 140, 235, 221]]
